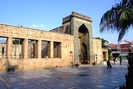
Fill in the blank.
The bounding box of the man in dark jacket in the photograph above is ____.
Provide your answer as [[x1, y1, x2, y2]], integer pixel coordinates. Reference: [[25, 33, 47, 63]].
[[107, 59, 112, 69]]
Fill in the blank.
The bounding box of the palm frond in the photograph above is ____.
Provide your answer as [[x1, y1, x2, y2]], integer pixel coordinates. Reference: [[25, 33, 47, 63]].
[[120, 0, 128, 6], [100, 8, 118, 33], [100, 0, 133, 42]]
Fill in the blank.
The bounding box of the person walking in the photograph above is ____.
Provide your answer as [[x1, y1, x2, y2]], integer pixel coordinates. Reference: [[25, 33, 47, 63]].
[[119, 56, 122, 65], [113, 57, 116, 64], [107, 59, 112, 69]]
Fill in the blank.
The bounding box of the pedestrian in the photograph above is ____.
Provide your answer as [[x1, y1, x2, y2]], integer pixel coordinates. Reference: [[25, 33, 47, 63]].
[[113, 57, 116, 64], [119, 56, 122, 65], [107, 59, 112, 69]]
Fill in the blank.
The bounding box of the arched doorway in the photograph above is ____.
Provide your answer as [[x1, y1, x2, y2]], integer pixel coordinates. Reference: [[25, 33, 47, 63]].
[[81, 43, 88, 64], [78, 24, 89, 64]]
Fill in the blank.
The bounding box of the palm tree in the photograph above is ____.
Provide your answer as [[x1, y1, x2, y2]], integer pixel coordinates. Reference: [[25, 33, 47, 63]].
[[100, 0, 133, 42]]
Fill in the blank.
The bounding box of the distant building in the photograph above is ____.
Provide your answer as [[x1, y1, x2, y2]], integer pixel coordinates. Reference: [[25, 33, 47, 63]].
[[107, 40, 133, 58], [119, 40, 133, 57]]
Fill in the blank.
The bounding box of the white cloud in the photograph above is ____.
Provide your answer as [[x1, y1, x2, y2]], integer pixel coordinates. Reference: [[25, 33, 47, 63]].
[[31, 24, 37, 28], [31, 24, 45, 29], [39, 24, 45, 28]]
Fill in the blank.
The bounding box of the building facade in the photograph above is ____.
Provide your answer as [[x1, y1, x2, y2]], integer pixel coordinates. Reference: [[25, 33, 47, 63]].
[[119, 40, 133, 57], [107, 40, 133, 58], [0, 12, 108, 70]]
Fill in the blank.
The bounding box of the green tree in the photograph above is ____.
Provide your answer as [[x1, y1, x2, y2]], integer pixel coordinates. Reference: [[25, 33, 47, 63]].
[[108, 49, 112, 55], [100, 0, 133, 42]]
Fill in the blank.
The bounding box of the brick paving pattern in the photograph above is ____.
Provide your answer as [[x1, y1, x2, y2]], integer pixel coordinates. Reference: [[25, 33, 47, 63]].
[[0, 60, 128, 89]]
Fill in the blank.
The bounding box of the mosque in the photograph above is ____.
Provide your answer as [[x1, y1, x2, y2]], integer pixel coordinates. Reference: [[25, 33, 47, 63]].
[[0, 12, 108, 70]]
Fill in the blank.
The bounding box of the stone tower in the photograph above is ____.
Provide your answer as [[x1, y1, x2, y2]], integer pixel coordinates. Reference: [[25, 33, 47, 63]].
[[62, 12, 93, 64]]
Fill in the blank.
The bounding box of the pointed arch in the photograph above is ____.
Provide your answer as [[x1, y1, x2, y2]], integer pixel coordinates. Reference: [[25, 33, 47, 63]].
[[78, 24, 89, 64], [78, 24, 88, 33]]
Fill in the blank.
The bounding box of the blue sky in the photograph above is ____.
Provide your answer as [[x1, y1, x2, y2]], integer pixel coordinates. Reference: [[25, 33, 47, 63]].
[[0, 0, 133, 43]]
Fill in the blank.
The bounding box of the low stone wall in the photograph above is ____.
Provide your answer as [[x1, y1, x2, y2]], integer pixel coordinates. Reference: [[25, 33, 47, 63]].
[[0, 57, 74, 71]]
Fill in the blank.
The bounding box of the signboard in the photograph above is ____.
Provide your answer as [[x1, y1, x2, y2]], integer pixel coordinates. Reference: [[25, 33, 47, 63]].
[[70, 51, 73, 54]]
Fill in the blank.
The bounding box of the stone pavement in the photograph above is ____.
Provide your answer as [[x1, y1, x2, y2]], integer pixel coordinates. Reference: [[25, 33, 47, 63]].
[[0, 60, 128, 89]]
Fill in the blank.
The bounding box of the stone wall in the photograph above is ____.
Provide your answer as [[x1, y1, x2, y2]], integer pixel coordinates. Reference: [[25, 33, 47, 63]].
[[0, 12, 108, 70], [0, 24, 74, 71], [93, 38, 103, 64], [49, 12, 96, 64], [49, 26, 63, 33]]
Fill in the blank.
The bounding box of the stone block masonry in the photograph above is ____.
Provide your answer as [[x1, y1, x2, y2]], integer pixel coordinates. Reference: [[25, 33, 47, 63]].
[[0, 24, 74, 70]]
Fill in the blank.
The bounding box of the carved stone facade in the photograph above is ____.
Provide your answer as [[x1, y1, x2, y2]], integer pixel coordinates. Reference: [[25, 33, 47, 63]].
[[0, 12, 108, 71]]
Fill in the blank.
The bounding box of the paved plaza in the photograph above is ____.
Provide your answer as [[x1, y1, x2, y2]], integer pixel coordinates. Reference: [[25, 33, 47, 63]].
[[0, 60, 128, 89]]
